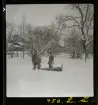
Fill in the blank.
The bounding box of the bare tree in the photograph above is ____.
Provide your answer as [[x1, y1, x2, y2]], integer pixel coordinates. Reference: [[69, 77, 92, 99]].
[[56, 4, 94, 62], [64, 28, 83, 59], [37, 25, 61, 55], [6, 22, 15, 58], [19, 15, 28, 58], [6, 22, 15, 44]]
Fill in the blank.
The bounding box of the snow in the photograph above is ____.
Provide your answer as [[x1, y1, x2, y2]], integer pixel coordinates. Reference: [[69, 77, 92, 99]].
[[6, 54, 93, 97]]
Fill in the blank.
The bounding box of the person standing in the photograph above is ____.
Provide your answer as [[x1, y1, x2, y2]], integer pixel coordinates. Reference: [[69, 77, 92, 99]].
[[32, 50, 38, 70], [32, 50, 41, 70], [48, 51, 54, 70]]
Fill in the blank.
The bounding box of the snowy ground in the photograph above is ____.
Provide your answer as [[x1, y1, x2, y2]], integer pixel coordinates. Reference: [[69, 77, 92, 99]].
[[6, 54, 93, 97]]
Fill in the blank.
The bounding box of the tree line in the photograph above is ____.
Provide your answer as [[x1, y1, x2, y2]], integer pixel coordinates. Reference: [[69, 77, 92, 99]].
[[6, 4, 93, 62]]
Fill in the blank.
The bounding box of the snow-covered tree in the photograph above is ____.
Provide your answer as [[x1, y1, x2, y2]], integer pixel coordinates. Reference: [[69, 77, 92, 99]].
[[56, 4, 94, 62]]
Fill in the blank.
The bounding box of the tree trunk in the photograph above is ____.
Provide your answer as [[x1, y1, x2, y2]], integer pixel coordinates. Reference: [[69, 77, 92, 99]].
[[10, 51, 13, 58], [82, 39, 87, 62], [85, 52, 86, 62], [72, 53, 75, 59], [84, 45, 86, 62], [11, 54, 13, 58], [23, 51, 24, 59], [17, 51, 19, 57], [72, 46, 75, 59], [76, 50, 80, 59], [21, 51, 22, 57]]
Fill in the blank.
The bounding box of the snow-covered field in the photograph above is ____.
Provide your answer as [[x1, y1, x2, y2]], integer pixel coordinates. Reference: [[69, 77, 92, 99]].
[[6, 54, 93, 97]]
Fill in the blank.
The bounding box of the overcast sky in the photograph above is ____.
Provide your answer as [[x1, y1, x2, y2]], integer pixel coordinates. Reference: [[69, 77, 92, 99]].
[[6, 4, 72, 26], [6, 4, 78, 46]]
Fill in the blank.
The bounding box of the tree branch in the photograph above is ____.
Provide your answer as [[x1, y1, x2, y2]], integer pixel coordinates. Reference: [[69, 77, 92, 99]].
[[38, 39, 54, 55], [84, 4, 89, 24], [68, 25, 80, 28], [85, 37, 93, 46], [64, 16, 81, 27], [86, 17, 93, 37], [60, 34, 69, 37], [74, 4, 84, 24]]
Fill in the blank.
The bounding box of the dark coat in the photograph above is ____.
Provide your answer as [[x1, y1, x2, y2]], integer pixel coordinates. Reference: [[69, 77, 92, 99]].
[[32, 53, 41, 64], [48, 55, 54, 64], [32, 53, 37, 62]]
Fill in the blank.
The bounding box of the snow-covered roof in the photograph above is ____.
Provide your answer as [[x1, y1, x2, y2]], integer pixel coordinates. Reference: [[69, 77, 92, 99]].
[[13, 45, 20, 47], [18, 42, 22, 46]]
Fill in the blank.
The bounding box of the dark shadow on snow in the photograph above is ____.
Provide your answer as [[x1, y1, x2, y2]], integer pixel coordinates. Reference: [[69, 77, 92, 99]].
[[40, 65, 63, 72]]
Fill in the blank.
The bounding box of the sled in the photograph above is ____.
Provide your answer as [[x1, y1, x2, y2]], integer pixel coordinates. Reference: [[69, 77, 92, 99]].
[[40, 64, 63, 72]]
